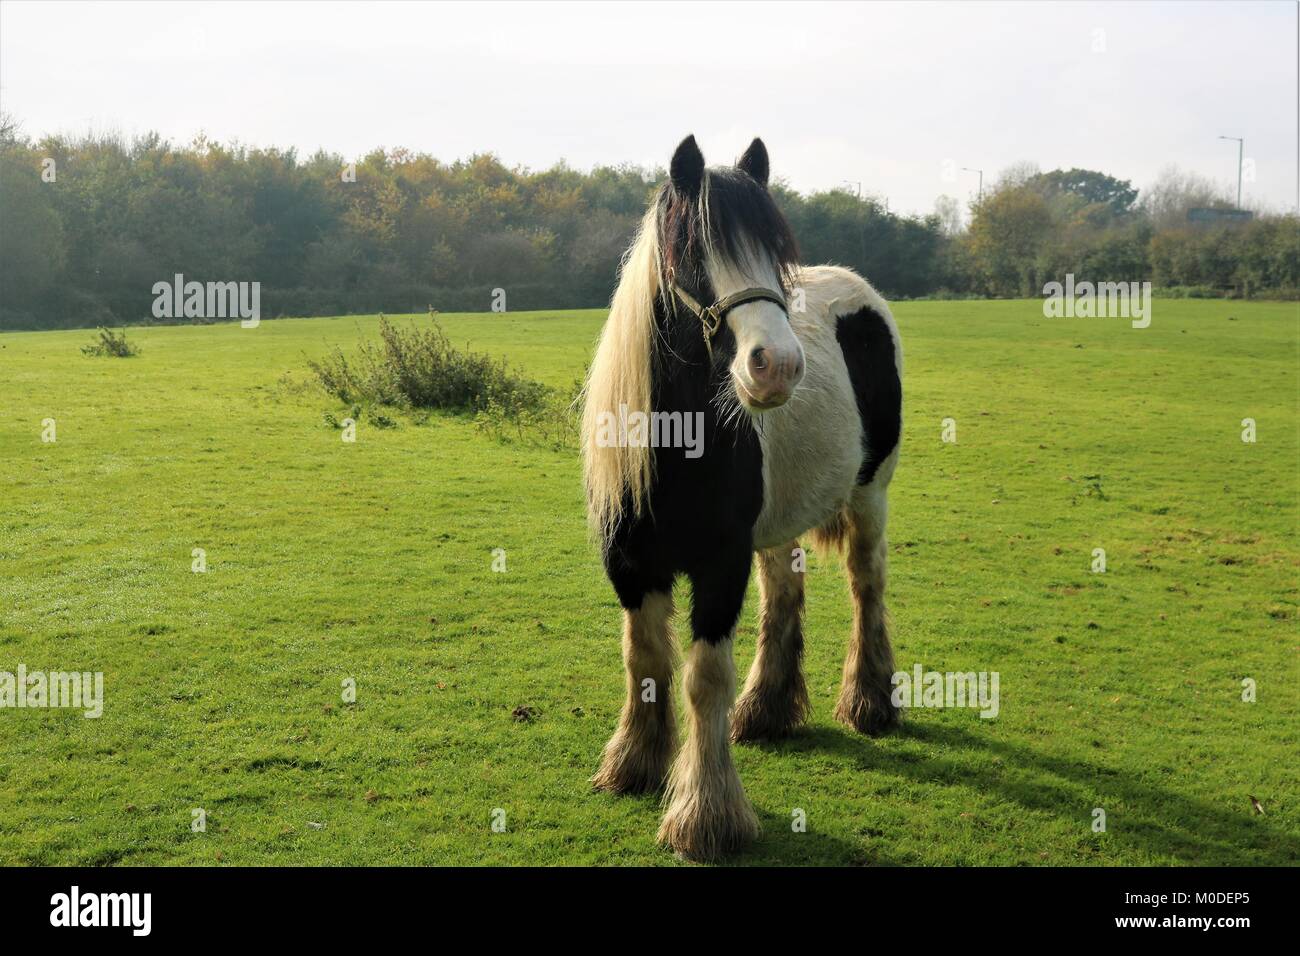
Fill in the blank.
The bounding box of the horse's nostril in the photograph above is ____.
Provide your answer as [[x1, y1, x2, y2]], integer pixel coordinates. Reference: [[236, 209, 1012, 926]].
[[750, 347, 769, 373]]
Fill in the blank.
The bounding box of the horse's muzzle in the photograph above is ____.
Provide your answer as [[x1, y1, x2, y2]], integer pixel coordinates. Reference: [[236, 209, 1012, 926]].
[[737, 345, 804, 410]]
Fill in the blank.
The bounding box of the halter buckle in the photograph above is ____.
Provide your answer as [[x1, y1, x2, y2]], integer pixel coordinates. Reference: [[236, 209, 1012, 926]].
[[700, 306, 723, 338], [670, 284, 788, 364]]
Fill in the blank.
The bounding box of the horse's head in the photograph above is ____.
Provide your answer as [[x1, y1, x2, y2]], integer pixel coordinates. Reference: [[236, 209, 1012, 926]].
[[659, 135, 805, 413]]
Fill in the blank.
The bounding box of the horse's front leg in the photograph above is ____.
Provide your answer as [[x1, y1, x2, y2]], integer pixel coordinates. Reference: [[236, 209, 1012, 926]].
[[658, 544, 759, 860], [732, 540, 809, 741], [593, 573, 678, 795]]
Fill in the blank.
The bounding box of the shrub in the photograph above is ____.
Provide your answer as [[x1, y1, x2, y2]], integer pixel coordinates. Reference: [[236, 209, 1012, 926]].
[[308, 316, 550, 418], [475, 379, 582, 451], [308, 317, 581, 448], [81, 327, 139, 357]]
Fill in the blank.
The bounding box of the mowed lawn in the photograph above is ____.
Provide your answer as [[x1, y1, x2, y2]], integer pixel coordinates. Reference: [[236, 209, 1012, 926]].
[[1, 299, 1296, 866]]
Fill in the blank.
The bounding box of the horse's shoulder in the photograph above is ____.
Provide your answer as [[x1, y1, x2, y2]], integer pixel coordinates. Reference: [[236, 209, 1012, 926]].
[[795, 265, 892, 323]]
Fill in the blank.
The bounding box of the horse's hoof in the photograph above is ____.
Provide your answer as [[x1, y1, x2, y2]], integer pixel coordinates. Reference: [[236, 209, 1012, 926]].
[[657, 798, 759, 862], [731, 668, 811, 744], [730, 687, 808, 743], [591, 771, 657, 795], [591, 730, 673, 794], [590, 762, 664, 795], [835, 687, 901, 737]]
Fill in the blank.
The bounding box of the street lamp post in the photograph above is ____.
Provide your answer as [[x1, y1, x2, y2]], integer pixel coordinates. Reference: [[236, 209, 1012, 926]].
[[1218, 135, 1244, 209], [962, 167, 984, 204]]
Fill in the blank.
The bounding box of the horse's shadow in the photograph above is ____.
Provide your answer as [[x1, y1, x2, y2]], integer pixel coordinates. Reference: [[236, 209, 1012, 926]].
[[728, 718, 1298, 866], [719, 809, 906, 867]]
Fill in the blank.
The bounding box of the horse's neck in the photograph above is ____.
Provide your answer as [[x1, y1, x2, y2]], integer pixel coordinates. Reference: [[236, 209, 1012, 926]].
[[653, 303, 716, 408], [650, 303, 758, 457]]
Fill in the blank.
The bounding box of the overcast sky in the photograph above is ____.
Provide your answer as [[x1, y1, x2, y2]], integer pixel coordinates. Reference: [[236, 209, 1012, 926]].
[[1, 0, 1295, 216]]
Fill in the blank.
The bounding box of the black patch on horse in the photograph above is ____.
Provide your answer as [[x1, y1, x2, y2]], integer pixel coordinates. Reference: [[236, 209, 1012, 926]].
[[603, 295, 764, 639], [835, 306, 901, 485]]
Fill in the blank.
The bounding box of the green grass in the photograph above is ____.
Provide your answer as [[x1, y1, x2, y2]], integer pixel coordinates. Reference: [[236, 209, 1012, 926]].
[[1, 300, 1296, 866]]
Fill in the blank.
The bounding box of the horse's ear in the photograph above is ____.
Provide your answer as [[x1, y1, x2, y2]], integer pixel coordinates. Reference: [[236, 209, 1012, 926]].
[[670, 135, 705, 199], [737, 137, 769, 186]]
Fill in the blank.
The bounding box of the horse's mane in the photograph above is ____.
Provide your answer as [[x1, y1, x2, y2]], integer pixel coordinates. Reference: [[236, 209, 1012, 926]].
[[581, 171, 799, 540], [581, 196, 666, 541]]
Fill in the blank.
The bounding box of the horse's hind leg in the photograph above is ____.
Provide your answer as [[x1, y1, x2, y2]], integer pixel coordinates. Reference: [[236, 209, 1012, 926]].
[[592, 591, 678, 794], [835, 485, 902, 736], [731, 541, 809, 742]]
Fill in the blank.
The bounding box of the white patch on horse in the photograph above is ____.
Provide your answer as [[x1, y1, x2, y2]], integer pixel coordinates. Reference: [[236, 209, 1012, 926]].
[[707, 242, 803, 409], [747, 265, 903, 549]]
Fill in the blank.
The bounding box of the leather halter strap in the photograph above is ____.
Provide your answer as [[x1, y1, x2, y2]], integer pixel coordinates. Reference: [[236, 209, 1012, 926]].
[[670, 285, 789, 360]]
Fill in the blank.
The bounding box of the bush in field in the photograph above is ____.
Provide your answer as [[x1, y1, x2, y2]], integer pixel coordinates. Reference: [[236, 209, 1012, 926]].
[[475, 379, 582, 451], [309, 316, 553, 423], [81, 327, 139, 357]]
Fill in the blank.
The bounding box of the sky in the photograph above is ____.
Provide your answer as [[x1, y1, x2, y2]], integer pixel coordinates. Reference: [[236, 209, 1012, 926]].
[[1, 0, 1295, 216]]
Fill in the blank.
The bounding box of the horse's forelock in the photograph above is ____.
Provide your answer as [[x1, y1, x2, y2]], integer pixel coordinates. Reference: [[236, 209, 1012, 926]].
[[660, 169, 799, 292]]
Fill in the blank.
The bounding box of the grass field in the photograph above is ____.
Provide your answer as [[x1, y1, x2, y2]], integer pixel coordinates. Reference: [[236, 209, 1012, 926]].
[[1, 299, 1297, 866]]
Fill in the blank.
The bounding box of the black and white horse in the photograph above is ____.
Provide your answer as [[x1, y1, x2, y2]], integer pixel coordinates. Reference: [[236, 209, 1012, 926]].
[[582, 135, 903, 860]]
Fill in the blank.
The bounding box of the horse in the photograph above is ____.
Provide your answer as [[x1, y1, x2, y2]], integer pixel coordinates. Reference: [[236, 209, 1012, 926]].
[[581, 135, 904, 860]]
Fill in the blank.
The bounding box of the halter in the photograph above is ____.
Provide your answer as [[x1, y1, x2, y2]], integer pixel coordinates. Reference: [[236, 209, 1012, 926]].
[[670, 284, 789, 361]]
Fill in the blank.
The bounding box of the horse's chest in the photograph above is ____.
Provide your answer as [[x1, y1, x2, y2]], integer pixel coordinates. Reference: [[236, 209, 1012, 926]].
[[751, 354, 862, 549]]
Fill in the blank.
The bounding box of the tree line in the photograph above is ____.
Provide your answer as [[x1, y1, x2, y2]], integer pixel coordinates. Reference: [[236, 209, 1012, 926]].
[[1, 121, 1296, 330]]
